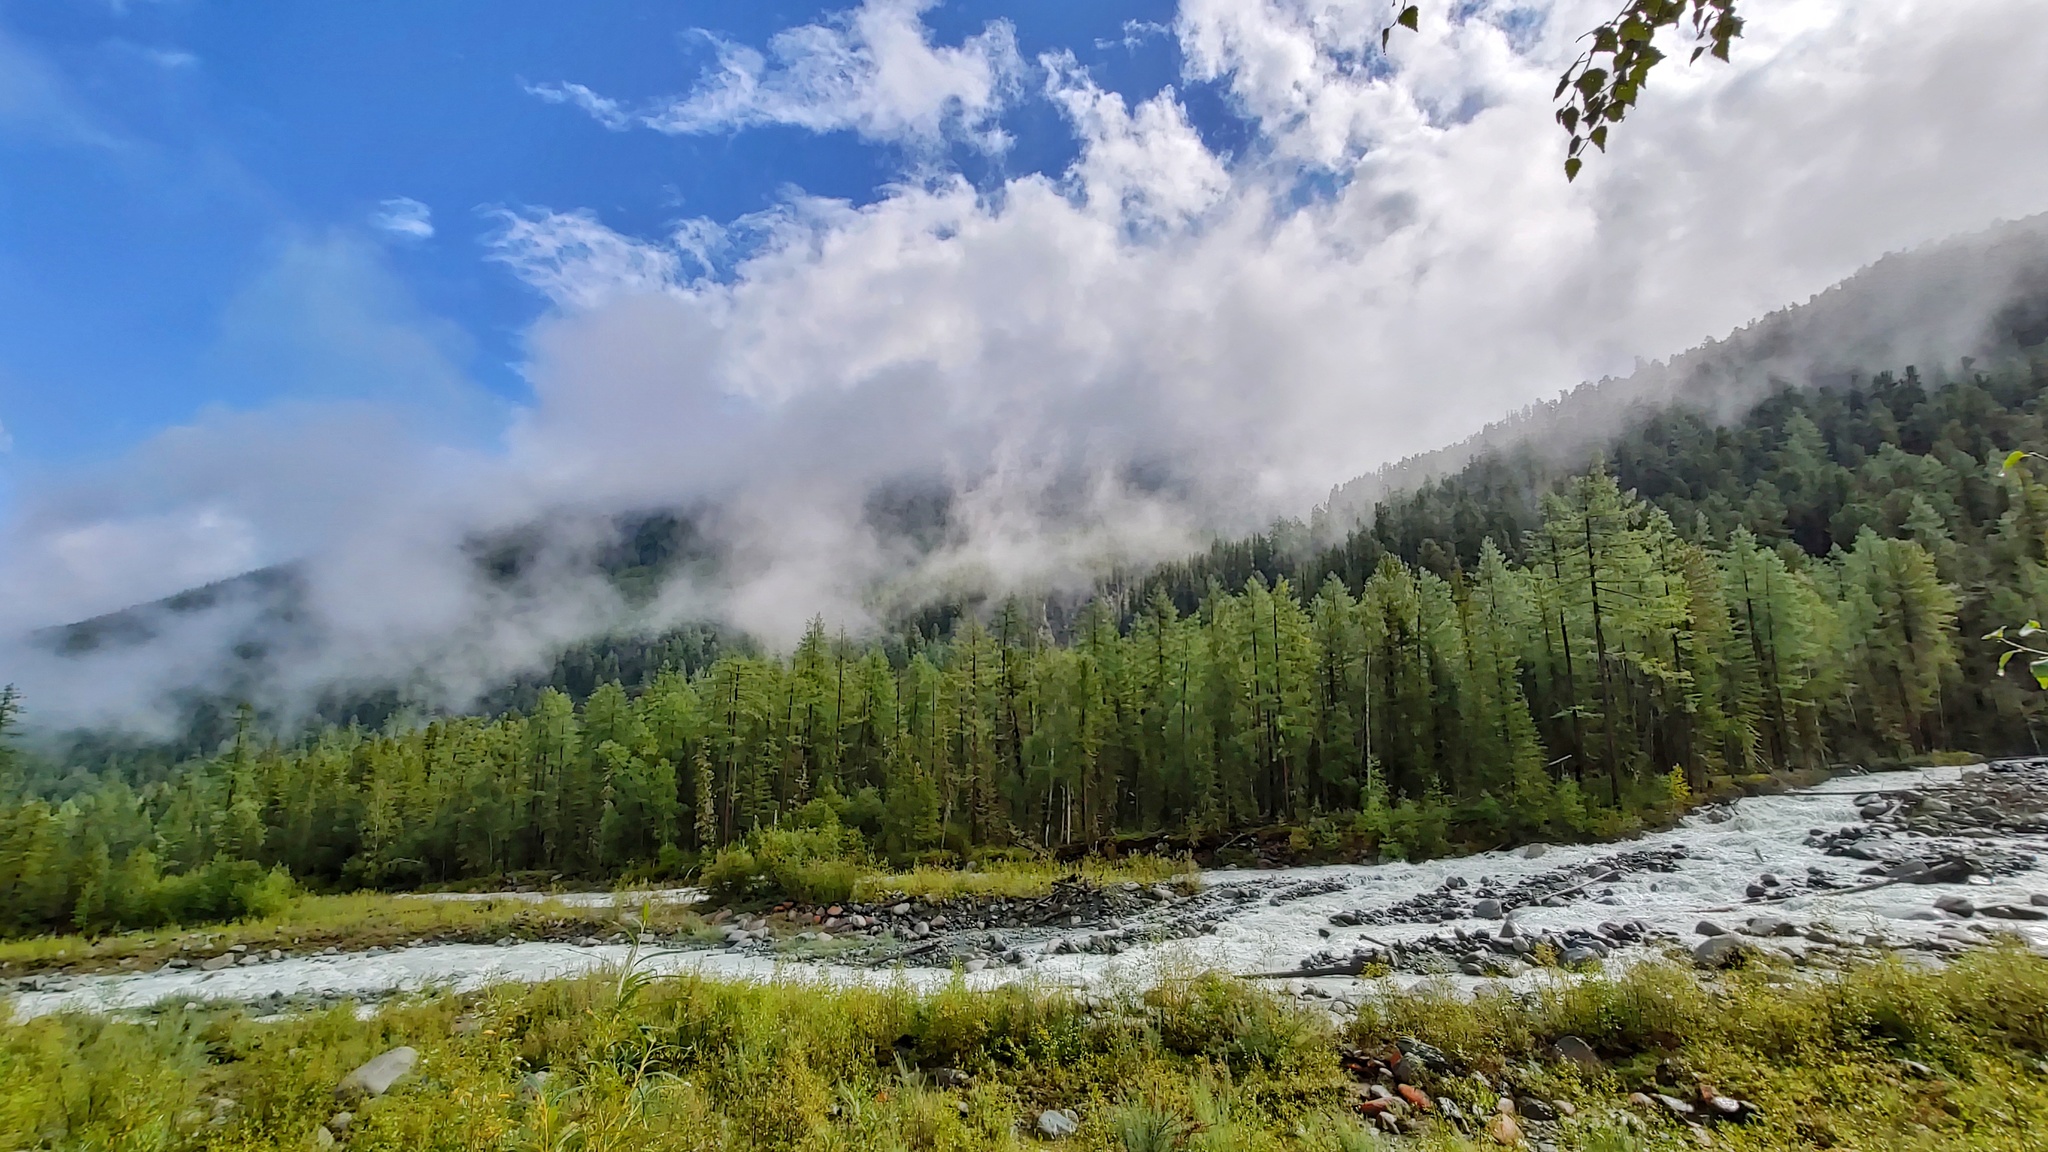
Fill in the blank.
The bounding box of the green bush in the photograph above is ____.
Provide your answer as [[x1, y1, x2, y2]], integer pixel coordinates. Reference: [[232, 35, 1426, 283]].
[[701, 823, 869, 906], [152, 858, 295, 925]]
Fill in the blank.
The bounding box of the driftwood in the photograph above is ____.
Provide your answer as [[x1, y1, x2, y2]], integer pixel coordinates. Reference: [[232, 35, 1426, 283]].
[[1523, 869, 1621, 906], [1247, 932, 1397, 979]]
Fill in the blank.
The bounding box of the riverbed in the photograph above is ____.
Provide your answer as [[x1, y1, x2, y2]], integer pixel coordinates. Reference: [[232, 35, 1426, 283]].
[[10, 763, 2048, 1020]]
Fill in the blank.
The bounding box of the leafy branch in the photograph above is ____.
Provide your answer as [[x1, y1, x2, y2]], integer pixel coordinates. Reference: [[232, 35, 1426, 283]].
[[1556, 1, 1742, 180], [1984, 621, 2048, 689], [1382, 0, 1744, 180], [1985, 449, 2048, 687]]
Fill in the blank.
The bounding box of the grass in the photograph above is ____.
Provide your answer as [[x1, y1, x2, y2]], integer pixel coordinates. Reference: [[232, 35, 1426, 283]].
[[851, 856, 1199, 904], [0, 855, 1197, 977], [1345, 948, 2048, 1150], [5, 947, 2048, 1150], [0, 891, 713, 978]]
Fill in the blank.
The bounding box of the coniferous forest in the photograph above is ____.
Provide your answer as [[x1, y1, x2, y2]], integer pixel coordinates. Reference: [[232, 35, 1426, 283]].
[[4, 362, 2047, 935]]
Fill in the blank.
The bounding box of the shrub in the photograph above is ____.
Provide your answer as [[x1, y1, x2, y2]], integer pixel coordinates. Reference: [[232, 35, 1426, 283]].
[[702, 824, 868, 906]]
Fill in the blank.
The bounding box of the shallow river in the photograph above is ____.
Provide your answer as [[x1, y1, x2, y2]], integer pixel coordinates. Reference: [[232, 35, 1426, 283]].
[[10, 765, 2048, 1020]]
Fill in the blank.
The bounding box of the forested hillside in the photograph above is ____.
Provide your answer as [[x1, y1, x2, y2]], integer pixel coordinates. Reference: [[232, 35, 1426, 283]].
[[7, 358, 2048, 934]]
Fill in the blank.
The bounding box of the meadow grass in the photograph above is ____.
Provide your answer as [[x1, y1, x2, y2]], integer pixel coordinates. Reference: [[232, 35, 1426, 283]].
[[0, 855, 1196, 977], [4, 948, 2047, 1150], [0, 891, 710, 977]]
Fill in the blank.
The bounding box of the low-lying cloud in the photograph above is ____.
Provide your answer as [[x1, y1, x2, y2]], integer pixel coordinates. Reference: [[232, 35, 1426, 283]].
[[6, 0, 2048, 732]]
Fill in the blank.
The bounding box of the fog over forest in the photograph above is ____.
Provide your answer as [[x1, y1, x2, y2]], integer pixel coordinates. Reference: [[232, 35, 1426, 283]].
[[5, 0, 2048, 733]]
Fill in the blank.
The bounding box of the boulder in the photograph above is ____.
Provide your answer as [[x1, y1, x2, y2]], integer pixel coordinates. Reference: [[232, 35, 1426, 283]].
[[1934, 895, 1975, 916], [1906, 858, 1975, 885], [1548, 1035, 1602, 1074], [1742, 915, 1799, 938], [336, 1047, 419, 1101], [1487, 1112, 1522, 1145], [1396, 1037, 1450, 1072], [1693, 935, 1751, 968], [1035, 1108, 1079, 1139], [1702, 1094, 1757, 1122], [1695, 920, 1727, 937], [1472, 898, 1503, 920], [1652, 1094, 1696, 1117]]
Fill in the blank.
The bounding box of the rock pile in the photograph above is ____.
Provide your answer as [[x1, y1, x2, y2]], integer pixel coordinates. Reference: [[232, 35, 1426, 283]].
[[1327, 848, 1688, 928], [1333, 1034, 1758, 1144], [1295, 918, 1666, 978], [737, 878, 1210, 970]]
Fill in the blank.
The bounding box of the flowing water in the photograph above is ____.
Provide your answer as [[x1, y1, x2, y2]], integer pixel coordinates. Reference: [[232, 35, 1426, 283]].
[[11, 765, 2048, 1020]]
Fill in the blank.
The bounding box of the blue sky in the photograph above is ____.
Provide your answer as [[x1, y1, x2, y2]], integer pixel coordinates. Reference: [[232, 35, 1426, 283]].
[[0, 0, 1192, 469]]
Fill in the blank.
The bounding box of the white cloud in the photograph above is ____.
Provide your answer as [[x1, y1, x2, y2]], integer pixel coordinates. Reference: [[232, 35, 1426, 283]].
[[485, 207, 687, 310], [1097, 20, 1172, 52], [484, 0, 2048, 643], [370, 196, 434, 239], [140, 46, 197, 70], [8, 0, 2048, 727], [532, 0, 1025, 151], [524, 80, 630, 130], [1044, 55, 1229, 229]]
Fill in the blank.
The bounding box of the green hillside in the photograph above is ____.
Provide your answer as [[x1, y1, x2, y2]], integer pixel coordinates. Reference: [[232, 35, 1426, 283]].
[[8, 357, 2048, 933]]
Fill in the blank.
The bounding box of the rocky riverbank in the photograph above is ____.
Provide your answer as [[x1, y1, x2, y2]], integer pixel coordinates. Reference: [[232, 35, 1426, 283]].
[[11, 762, 2048, 1021]]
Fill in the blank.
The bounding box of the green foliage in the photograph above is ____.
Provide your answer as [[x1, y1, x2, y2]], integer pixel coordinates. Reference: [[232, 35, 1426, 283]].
[[701, 823, 867, 907], [1146, 972, 1335, 1076], [1554, 0, 1742, 179]]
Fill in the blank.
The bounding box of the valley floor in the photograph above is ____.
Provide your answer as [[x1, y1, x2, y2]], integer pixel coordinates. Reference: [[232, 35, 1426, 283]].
[[6, 763, 2048, 1148], [8, 762, 2048, 1021]]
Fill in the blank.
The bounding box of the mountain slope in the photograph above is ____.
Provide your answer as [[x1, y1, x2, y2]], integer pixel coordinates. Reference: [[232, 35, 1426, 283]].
[[15, 214, 2048, 748]]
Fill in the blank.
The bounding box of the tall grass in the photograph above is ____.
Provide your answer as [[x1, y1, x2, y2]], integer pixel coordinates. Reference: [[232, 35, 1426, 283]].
[[4, 950, 2046, 1150], [1346, 949, 2048, 1150], [0, 891, 708, 975]]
